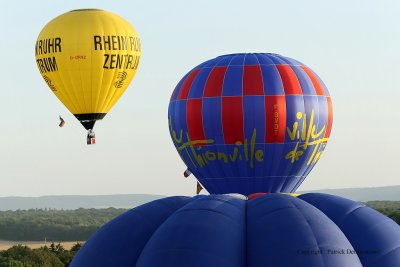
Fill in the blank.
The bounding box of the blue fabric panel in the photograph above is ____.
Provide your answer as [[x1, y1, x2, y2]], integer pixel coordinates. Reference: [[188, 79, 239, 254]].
[[200, 176, 267, 196], [268, 54, 289, 65], [274, 55, 296, 65], [270, 95, 306, 192], [301, 95, 329, 183], [292, 65, 316, 95], [168, 100, 177, 135], [316, 95, 328, 132], [70, 197, 193, 267], [274, 143, 306, 192], [222, 65, 243, 96], [292, 95, 321, 188], [229, 54, 246, 65], [174, 100, 188, 135], [244, 54, 259, 65], [214, 55, 233, 66], [280, 176, 303, 193], [169, 100, 186, 151], [243, 96, 265, 144], [255, 53, 276, 65], [135, 195, 246, 267], [197, 139, 245, 192], [247, 194, 362, 267], [260, 65, 285, 95], [253, 143, 266, 183], [201, 58, 219, 68], [281, 55, 304, 66], [189, 148, 215, 188], [262, 143, 287, 192], [168, 101, 192, 170], [299, 193, 400, 267], [199, 174, 222, 194], [285, 95, 306, 143], [215, 144, 249, 178], [295, 95, 327, 187], [202, 97, 223, 144]]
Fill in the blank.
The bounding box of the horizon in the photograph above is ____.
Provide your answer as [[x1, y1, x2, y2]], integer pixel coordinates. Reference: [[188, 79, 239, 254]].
[[0, 184, 399, 198]]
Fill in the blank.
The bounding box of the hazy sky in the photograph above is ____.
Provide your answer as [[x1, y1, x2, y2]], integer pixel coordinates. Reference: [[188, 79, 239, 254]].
[[0, 1, 399, 197]]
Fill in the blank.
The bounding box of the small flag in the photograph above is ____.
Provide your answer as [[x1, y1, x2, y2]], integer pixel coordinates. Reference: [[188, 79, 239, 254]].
[[59, 117, 65, 127], [183, 169, 191, 178], [87, 137, 96, 145], [196, 181, 203, 194]]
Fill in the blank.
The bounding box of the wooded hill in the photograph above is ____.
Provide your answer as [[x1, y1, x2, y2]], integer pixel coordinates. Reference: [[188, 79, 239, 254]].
[[0, 202, 398, 242], [0, 208, 126, 241]]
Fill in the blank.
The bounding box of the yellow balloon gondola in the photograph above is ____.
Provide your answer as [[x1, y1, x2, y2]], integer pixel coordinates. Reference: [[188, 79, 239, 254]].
[[35, 9, 141, 144]]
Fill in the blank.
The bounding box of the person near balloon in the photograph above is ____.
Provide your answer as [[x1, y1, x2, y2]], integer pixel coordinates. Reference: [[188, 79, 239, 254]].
[[87, 129, 96, 145]]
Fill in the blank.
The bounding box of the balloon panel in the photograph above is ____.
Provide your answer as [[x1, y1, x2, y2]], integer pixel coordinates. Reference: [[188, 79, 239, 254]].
[[71, 196, 192, 267], [35, 9, 141, 120], [168, 53, 332, 195], [71, 194, 400, 267], [299, 193, 400, 266]]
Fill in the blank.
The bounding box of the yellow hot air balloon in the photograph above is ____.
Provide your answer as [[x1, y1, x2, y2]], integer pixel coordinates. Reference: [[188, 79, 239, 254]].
[[35, 9, 141, 144]]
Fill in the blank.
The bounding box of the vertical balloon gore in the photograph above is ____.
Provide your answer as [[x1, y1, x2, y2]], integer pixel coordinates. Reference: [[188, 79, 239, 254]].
[[168, 53, 333, 195]]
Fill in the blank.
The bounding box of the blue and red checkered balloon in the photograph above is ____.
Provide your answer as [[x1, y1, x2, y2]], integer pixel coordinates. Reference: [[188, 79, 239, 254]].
[[168, 53, 332, 195]]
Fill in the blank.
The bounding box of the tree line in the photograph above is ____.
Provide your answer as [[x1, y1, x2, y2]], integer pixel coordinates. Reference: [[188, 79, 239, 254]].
[[0, 242, 81, 267], [0, 208, 127, 241], [365, 201, 400, 224], [0, 202, 398, 243]]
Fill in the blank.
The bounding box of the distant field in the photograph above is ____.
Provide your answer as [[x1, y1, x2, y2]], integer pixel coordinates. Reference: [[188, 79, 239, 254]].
[[0, 241, 84, 251]]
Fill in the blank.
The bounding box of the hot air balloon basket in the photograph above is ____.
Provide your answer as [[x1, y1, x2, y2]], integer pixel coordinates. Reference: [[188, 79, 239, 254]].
[[87, 130, 96, 145], [87, 137, 96, 145]]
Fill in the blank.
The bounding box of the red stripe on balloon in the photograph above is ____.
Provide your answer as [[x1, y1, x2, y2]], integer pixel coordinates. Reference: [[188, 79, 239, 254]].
[[300, 66, 325, 96], [324, 97, 333, 138], [248, 193, 268, 200], [187, 98, 205, 143], [276, 65, 302, 95], [204, 66, 227, 97], [222, 96, 244, 144], [243, 65, 264, 95], [177, 69, 201, 100], [265, 95, 286, 143]]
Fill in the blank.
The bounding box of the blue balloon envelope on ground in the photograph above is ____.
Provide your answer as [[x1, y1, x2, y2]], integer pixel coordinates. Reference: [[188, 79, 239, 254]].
[[71, 193, 400, 267], [168, 53, 333, 196]]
